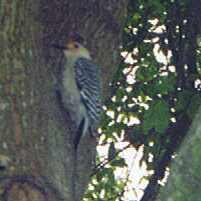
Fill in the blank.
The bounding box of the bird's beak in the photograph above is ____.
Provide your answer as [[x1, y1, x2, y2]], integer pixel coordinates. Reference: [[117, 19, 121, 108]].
[[50, 44, 67, 50]]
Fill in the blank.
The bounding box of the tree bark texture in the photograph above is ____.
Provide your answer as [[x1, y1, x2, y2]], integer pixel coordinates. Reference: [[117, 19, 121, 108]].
[[156, 105, 201, 201], [0, 0, 128, 201]]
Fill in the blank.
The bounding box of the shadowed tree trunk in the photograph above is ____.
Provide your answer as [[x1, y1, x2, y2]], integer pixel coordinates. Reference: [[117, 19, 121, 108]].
[[0, 1, 128, 201], [156, 105, 201, 201]]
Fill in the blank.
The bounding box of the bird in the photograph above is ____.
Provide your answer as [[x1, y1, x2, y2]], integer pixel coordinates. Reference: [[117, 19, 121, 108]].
[[52, 34, 102, 149]]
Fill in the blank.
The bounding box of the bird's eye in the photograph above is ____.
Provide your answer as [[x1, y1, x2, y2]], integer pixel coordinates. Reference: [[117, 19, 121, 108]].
[[74, 43, 79, 48]]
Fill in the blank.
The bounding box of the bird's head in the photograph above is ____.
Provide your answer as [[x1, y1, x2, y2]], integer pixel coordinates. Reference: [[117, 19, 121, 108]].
[[51, 33, 91, 60], [64, 39, 90, 59]]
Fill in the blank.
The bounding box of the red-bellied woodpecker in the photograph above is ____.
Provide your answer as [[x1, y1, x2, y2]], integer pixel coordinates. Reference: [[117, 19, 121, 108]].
[[52, 36, 102, 149]]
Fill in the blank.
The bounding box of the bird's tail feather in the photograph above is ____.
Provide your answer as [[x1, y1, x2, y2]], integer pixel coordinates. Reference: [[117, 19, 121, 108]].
[[74, 117, 89, 150]]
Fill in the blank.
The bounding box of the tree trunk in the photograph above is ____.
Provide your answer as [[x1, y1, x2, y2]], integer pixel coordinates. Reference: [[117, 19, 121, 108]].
[[0, 1, 128, 201], [156, 105, 201, 201]]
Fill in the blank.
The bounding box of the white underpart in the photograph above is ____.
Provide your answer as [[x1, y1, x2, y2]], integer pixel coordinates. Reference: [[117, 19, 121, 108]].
[[62, 44, 91, 136]]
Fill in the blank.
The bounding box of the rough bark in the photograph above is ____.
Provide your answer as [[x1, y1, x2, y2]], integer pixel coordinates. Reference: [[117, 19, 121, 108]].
[[156, 105, 201, 201], [0, 0, 128, 201]]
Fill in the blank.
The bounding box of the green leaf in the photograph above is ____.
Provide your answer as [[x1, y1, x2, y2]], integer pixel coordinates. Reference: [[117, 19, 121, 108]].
[[98, 168, 115, 183], [175, 90, 193, 111], [111, 158, 126, 167], [155, 75, 176, 94], [143, 100, 170, 134], [116, 87, 126, 103], [187, 94, 201, 119], [135, 66, 157, 82], [108, 142, 116, 161]]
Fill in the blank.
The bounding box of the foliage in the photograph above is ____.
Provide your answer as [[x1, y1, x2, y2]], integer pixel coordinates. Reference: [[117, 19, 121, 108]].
[[85, 0, 201, 200]]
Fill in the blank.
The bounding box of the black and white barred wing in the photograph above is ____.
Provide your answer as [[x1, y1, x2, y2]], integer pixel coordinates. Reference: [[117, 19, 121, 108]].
[[74, 57, 102, 124]]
